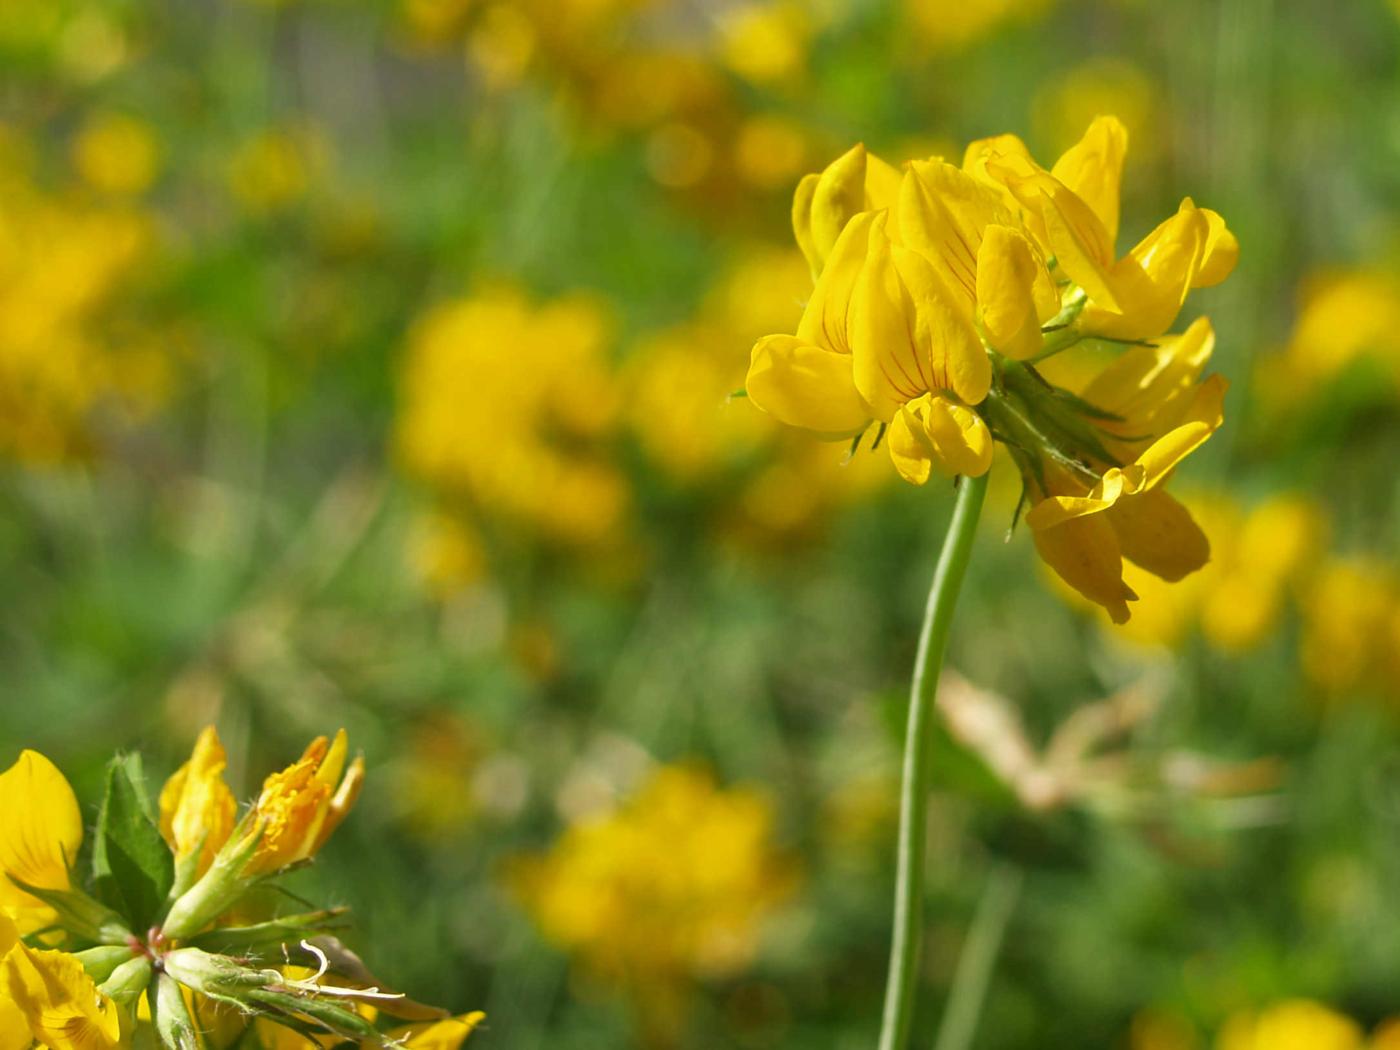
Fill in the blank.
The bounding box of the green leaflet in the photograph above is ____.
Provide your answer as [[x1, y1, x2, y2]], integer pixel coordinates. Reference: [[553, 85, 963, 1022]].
[[92, 752, 175, 931]]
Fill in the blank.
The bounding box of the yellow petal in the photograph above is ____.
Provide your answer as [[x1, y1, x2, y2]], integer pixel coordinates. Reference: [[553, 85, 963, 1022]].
[[0, 913, 26, 1050], [1, 944, 123, 1050], [976, 224, 1043, 359], [1106, 488, 1210, 582], [747, 335, 871, 437], [387, 1011, 487, 1049], [790, 172, 821, 277], [887, 403, 935, 485], [807, 144, 870, 276], [1023, 468, 1130, 530], [1192, 203, 1239, 287], [1078, 317, 1215, 442], [795, 210, 879, 354], [898, 160, 1020, 310], [1035, 175, 1120, 311], [0, 751, 83, 935], [851, 224, 938, 417], [1129, 373, 1227, 491], [1049, 115, 1128, 246], [159, 726, 237, 880], [795, 144, 902, 280], [923, 397, 993, 477], [1082, 201, 1208, 341], [891, 242, 991, 405], [1031, 512, 1137, 624]]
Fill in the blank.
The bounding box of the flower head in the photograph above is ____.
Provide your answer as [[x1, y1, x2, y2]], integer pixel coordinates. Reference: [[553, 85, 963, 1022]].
[[745, 115, 1238, 622], [0, 732, 476, 1049]]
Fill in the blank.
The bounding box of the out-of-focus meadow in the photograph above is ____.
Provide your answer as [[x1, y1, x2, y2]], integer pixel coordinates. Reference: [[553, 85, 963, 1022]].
[[3, 0, 1400, 1046]]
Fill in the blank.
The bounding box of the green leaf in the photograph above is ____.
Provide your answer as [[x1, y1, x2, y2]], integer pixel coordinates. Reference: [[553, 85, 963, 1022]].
[[92, 753, 175, 931]]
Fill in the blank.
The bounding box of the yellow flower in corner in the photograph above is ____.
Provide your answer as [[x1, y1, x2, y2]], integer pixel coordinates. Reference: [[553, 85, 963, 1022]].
[[746, 115, 1236, 622], [0, 750, 84, 936], [1, 940, 123, 1050], [159, 725, 238, 882]]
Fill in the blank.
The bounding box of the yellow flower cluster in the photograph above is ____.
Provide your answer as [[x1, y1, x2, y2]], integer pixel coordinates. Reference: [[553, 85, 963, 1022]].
[[1300, 556, 1400, 698], [396, 285, 628, 557], [0, 732, 478, 1049], [1134, 1001, 1400, 1050], [0, 131, 171, 463], [746, 116, 1238, 623], [903, 0, 1053, 52], [625, 246, 890, 546], [1261, 268, 1400, 407], [511, 765, 796, 1032]]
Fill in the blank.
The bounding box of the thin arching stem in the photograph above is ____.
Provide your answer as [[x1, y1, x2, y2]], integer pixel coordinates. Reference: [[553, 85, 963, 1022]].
[[876, 470, 990, 1050]]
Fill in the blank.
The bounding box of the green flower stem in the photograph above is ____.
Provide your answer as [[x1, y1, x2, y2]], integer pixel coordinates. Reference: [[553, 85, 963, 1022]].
[[932, 863, 1024, 1050], [877, 470, 990, 1050]]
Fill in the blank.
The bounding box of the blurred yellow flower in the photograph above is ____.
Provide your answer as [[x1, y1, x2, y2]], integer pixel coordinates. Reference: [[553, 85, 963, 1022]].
[[718, 3, 811, 86], [0, 156, 165, 463], [72, 112, 161, 196], [227, 126, 324, 215], [1034, 59, 1162, 166], [1216, 1000, 1363, 1050], [410, 510, 489, 595], [904, 0, 1053, 51], [1277, 268, 1400, 392], [1299, 557, 1400, 697], [0, 749, 84, 936], [511, 765, 796, 1033], [397, 285, 628, 548], [733, 114, 811, 190]]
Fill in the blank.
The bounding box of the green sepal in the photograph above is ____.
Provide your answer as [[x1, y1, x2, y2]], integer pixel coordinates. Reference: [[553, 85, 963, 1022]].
[[9, 875, 133, 945], [74, 944, 138, 983], [93, 752, 175, 931], [152, 972, 203, 1050], [186, 908, 350, 957], [246, 987, 381, 1039]]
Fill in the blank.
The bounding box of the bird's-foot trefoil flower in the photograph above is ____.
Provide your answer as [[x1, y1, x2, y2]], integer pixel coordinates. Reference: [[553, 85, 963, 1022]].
[[0, 731, 480, 1049], [745, 114, 1238, 623]]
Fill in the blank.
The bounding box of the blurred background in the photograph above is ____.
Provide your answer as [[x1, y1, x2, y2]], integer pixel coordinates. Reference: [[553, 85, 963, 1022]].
[[2, 0, 1400, 1047]]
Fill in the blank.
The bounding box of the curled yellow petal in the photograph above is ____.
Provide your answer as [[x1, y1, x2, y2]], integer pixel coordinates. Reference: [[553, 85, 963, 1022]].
[[922, 398, 993, 478], [1031, 512, 1137, 625], [976, 224, 1043, 359], [1129, 373, 1227, 491], [887, 404, 935, 485], [1081, 201, 1209, 340], [885, 395, 992, 482], [1, 943, 123, 1050], [851, 225, 940, 418], [1192, 204, 1239, 287], [159, 726, 237, 881], [747, 335, 871, 438], [1049, 115, 1128, 246], [0, 750, 83, 935], [794, 144, 901, 278]]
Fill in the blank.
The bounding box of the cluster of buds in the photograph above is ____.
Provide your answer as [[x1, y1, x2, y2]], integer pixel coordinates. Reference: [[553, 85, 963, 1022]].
[[0, 730, 482, 1049]]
